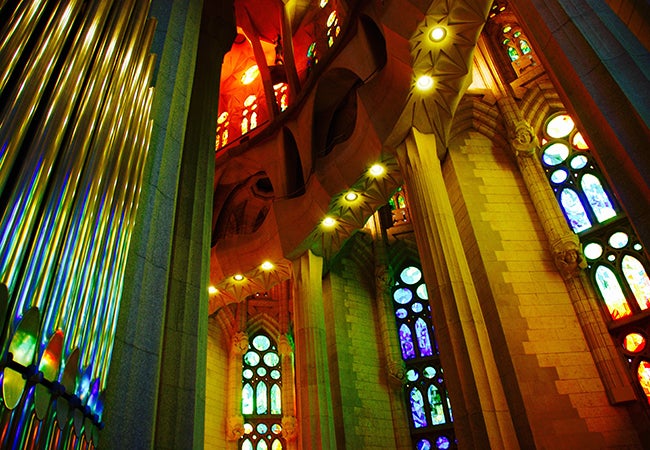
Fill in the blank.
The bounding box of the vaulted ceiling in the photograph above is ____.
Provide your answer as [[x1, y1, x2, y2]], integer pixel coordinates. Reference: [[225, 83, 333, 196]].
[[209, 0, 492, 313]]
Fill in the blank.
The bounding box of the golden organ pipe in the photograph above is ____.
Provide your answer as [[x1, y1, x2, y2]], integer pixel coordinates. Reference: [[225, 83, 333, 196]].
[[0, 0, 48, 96], [82, 39, 155, 375], [95, 80, 154, 385], [0, 0, 83, 196], [19, 0, 139, 340], [42, 0, 138, 331], [57, 0, 149, 357], [0, 0, 114, 325]]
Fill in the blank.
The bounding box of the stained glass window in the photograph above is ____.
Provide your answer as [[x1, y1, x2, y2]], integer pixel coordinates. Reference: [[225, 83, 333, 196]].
[[499, 24, 536, 74], [391, 263, 455, 449], [540, 112, 650, 405], [240, 332, 285, 450]]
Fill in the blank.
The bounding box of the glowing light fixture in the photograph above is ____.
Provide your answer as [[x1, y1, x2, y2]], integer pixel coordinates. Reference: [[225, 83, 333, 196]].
[[429, 26, 446, 42], [208, 285, 218, 295], [369, 164, 385, 177], [261, 261, 274, 271], [233, 274, 245, 281], [322, 217, 336, 228], [416, 75, 434, 91], [241, 65, 260, 85], [344, 191, 358, 202]]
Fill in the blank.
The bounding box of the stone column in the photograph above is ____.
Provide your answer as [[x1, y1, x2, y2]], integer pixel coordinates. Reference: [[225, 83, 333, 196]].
[[278, 280, 298, 449], [497, 96, 636, 404], [373, 238, 411, 448], [291, 250, 336, 449], [226, 330, 248, 443], [395, 127, 518, 450]]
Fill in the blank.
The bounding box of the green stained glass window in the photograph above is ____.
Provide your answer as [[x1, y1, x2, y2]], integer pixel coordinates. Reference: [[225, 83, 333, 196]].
[[240, 332, 286, 450]]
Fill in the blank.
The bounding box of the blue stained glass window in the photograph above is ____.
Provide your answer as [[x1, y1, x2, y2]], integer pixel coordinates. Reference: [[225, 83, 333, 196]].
[[394, 287, 413, 304], [257, 440, 268, 450], [428, 385, 446, 425], [257, 382, 268, 414], [507, 46, 519, 61], [519, 39, 531, 54], [401, 266, 422, 284], [412, 303, 423, 313], [582, 174, 616, 223], [243, 383, 254, 414], [271, 384, 282, 414], [396, 308, 407, 319], [410, 388, 428, 428], [560, 189, 591, 232], [436, 436, 451, 450], [417, 439, 432, 450], [243, 439, 253, 450], [399, 324, 416, 359], [415, 318, 433, 357], [542, 143, 569, 166]]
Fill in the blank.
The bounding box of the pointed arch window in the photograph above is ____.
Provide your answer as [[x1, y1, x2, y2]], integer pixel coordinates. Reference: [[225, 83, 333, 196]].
[[240, 333, 285, 450], [540, 112, 650, 405], [500, 24, 536, 74], [391, 264, 455, 449]]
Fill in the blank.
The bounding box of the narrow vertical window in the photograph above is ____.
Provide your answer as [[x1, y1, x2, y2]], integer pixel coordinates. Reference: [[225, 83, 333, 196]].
[[391, 263, 455, 448], [240, 333, 285, 449], [540, 112, 650, 404]]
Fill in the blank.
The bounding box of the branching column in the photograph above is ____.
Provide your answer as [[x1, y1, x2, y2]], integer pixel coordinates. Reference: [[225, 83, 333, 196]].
[[395, 128, 518, 450], [291, 250, 336, 449], [497, 96, 636, 404]]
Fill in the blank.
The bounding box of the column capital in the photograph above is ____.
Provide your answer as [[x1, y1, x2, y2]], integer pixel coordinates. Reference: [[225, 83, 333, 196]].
[[387, 358, 406, 386]]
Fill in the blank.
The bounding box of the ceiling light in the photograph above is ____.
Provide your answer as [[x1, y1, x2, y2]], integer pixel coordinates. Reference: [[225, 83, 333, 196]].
[[322, 217, 336, 228], [261, 261, 274, 271], [344, 191, 358, 202], [416, 75, 434, 91], [369, 164, 385, 177], [233, 274, 244, 281], [208, 285, 218, 295], [429, 26, 446, 42]]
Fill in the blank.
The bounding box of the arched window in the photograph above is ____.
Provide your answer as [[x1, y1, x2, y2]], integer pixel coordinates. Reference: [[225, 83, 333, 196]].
[[240, 333, 285, 450], [540, 112, 650, 404], [388, 186, 411, 226], [500, 24, 536, 74], [392, 264, 455, 449]]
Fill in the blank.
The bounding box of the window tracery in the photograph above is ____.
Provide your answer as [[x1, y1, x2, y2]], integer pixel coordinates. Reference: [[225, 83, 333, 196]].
[[540, 113, 650, 404], [391, 264, 455, 449], [240, 332, 286, 450]]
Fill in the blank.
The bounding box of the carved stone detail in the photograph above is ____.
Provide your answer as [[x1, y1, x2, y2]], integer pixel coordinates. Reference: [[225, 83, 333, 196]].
[[226, 415, 245, 441], [387, 358, 406, 386], [509, 120, 538, 157], [551, 234, 587, 280], [281, 415, 298, 441], [231, 331, 249, 355]]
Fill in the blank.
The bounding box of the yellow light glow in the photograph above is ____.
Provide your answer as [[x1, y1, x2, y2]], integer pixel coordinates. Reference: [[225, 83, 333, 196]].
[[233, 274, 244, 281], [322, 217, 336, 228], [416, 75, 434, 91], [429, 27, 446, 42], [344, 191, 358, 201], [369, 164, 385, 177], [241, 65, 260, 85], [261, 261, 274, 271], [208, 285, 218, 295]]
